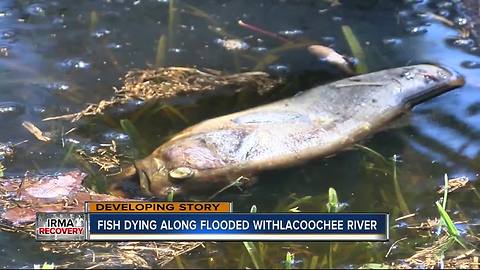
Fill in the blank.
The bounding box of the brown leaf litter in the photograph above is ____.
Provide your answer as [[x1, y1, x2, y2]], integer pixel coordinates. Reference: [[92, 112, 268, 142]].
[[0, 170, 201, 268]]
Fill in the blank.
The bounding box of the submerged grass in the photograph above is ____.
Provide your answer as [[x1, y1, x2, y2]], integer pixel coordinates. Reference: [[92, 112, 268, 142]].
[[168, 0, 176, 49], [285, 252, 294, 269], [327, 187, 339, 269], [435, 174, 465, 248], [391, 154, 410, 216], [242, 205, 265, 269], [155, 35, 167, 67], [341, 25, 368, 74], [120, 119, 150, 158]]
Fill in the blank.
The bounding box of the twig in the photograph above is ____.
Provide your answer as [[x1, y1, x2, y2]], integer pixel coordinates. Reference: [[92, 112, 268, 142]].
[[22, 121, 51, 142], [395, 213, 416, 222], [385, 237, 408, 258], [207, 176, 249, 201], [335, 82, 384, 88], [238, 20, 291, 43]]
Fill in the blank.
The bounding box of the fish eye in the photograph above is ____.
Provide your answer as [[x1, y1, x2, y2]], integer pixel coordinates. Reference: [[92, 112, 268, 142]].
[[168, 167, 195, 180]]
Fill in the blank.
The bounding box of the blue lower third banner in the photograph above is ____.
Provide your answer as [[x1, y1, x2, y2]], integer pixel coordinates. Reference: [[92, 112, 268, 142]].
[[87, 213, 389, 241]]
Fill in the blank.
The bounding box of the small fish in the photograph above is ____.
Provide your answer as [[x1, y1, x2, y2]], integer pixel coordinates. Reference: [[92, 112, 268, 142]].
[[308, 44, 354, 74]]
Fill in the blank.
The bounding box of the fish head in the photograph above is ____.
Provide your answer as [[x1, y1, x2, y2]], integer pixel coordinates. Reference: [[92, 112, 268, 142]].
[[134, 136, 231, 198], [135, 152, 184, 198], [391, 64, 464, 107]]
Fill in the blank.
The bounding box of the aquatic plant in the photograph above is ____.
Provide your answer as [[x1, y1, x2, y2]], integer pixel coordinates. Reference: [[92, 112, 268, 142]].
[[341, 25, 368, 73], [242, 205, 265, 269], [155, 35, 167, 67], [284, 252, 295, 269], [120, 119, 150, 158]]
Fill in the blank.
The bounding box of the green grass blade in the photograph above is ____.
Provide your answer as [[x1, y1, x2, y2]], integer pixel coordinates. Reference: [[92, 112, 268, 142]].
[[327, 187, 338, 213], [392, 156, 410, 216], [242, 204, 262, 269], [162, 104, 190, 124], [168, 0, 176, 48], [309, 255, 319, 269], [167, 190, 174, 202], [282, 195, 312, 212], [354, 144, 388, 164], [242, 242, 262, 269], [442, 174, 448, 209], [435, 201, 459, 237], [120, 119, 149, 158], [155, 35, 167, 67], [341, 25, 368, 73], [285, 252, 294, 269]]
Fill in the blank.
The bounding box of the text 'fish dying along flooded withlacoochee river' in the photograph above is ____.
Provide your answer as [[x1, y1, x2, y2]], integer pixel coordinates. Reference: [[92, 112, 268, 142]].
[[134, 64, 465, 197]]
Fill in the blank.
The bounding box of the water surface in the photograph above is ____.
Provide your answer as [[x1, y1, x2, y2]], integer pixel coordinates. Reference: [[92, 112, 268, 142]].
[[0, 0, 478, 268]]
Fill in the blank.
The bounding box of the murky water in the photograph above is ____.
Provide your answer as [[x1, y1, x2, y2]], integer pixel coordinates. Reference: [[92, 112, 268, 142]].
[[0, 0, 478, 268]]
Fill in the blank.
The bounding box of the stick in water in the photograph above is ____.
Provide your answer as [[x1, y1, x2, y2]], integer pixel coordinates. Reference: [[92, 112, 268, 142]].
[[238, 20, 291, 43]]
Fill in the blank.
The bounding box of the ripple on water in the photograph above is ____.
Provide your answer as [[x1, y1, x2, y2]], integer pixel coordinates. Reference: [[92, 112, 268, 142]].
[[106, 43, 122, 49], [0, 46, 10, 57], [436, 1, 454, 9], [320, 36, 336, 45], [45, 82, 70, 92], [168, 47, 186, 54], [267, 64, 289, 75], [461, 61, 480, 69], [0, 9, 13, 18], [250, 46, 267, 53], [453, 16, 468, 26], [437, 9, 450, 17], [1, 30, 16, 42], [0, 102, 25, 118], [446, 37, 475, 49], [91, 29, 111, 39], [31, 106, 46, 115], [469, 47, 480, 56], [101, 131, 130, 143], [59, 58, 91, 70], [405, 25, 428, 35], [278, 29, 304, 37], [24, 3, 46, 17], [382, 37, 402, 46]]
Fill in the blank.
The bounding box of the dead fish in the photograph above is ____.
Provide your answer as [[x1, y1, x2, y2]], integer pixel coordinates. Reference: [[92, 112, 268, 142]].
[[132, 64, 464, 197], [0, 170, 126, 225], [308, 44, 354, 74]]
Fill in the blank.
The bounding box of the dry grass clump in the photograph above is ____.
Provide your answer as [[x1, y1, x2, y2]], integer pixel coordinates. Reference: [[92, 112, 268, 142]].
[[44, 67, 281, 122]]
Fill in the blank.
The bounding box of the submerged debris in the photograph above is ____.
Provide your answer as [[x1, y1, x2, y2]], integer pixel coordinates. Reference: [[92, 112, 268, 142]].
[[214, 38, 250, 51], [22, 121, 51, 142], [76, 140, 121, 173], [394, 235, 480, 269], [0, 143, 14, 161], [462, 0, 480, 41], [44, 67, 282, 122], [0, 170, 201, 268], [437, 176, 469, 194]]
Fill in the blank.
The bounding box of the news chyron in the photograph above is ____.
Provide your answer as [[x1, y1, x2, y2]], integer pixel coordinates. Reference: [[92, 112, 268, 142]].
[[35, 202, 389, 241]]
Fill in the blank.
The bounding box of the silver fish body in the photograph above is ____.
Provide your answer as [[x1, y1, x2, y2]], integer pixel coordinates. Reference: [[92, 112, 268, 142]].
[[135, 64, 464, 197]]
